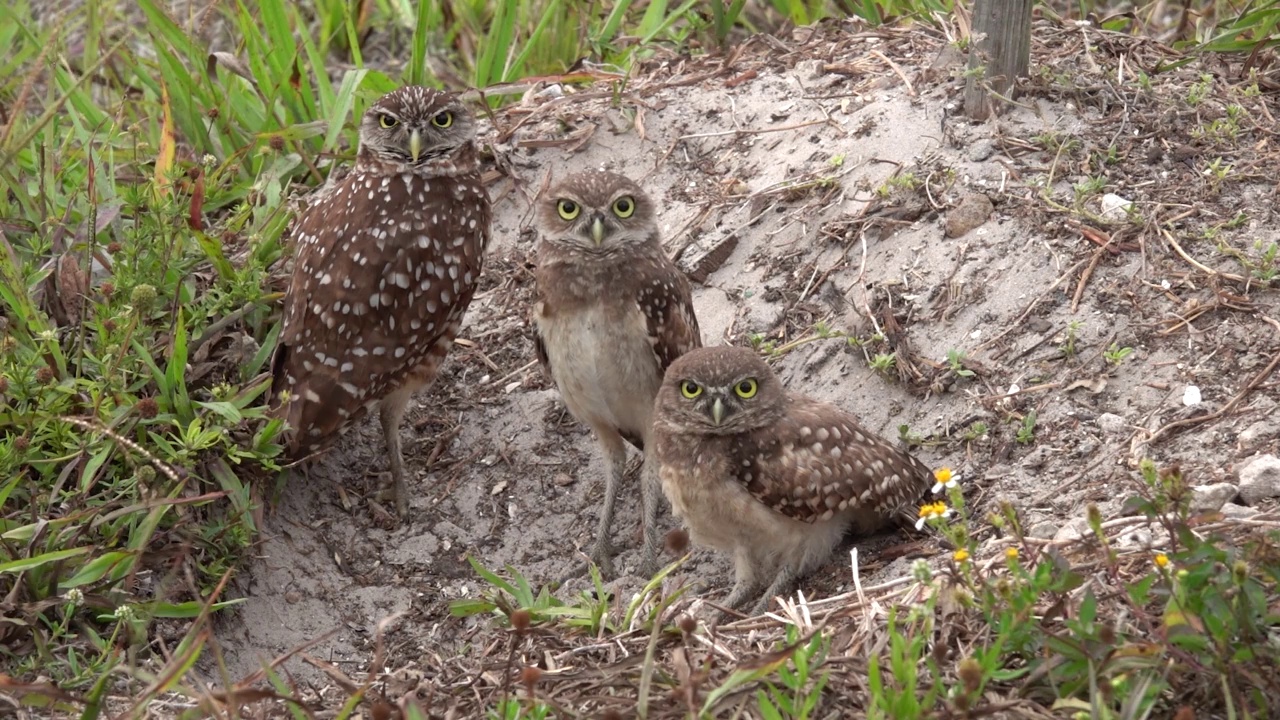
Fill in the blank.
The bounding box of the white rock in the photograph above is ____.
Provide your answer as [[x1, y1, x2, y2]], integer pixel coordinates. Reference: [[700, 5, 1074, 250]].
[[1053, 518, 1090, 543], [1100, 193, 1133, 221], [1183, 385, 1202, 406], [1220, 503, 1260, 520], [1116, 528, 1152, 549], [1189, 483, 1238, 512], [1238, 421, 1276, 450], [1028, 521, 1058, 539], [1096, 413, 1127, 435], [1238, 454, 1280, 505]]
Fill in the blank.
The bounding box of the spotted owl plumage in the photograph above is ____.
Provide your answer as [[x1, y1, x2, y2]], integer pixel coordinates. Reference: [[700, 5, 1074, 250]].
[[652, 346, 934, 614], [532, 170, 702, 578], [270, 86, 491, 518]]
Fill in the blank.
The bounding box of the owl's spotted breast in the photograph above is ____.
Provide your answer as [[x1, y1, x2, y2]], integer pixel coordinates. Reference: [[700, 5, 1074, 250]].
[[276, 168, 490, 457]]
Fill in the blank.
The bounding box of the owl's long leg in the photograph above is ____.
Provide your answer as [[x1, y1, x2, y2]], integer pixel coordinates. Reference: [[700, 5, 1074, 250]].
[[586, 430, 628, 578], [378, 387, 414, 519], [750, 565, 801, 616], [636, 448, 663, 578], [721, 547, 764, 611]]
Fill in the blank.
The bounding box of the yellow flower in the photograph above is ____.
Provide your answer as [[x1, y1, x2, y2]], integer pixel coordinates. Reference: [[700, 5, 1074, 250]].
[[931, 467, 959, 494], [1006, 547, 1019, 560], [1154, 553, 1169, 569], [915, 501, 953, 529], [953, 549, 970, 563]]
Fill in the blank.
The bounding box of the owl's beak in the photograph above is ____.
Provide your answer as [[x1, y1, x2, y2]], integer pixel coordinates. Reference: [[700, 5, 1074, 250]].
[[711, 397, 726, 426], [409, 129, 423, 163], [590, 216, 605, 246]]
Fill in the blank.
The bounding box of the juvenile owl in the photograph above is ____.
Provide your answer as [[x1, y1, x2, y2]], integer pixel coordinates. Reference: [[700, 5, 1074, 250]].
[[270, 86, 491, 518], [532, 170, 702, 578], [652, 346, 935, 614]]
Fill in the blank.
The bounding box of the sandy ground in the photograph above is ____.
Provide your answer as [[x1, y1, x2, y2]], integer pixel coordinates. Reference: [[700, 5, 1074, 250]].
[[189, 18, 1280, 714]]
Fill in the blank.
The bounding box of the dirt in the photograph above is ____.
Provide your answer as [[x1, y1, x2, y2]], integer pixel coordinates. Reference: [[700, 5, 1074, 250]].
[[198, 19, 1280, 713]]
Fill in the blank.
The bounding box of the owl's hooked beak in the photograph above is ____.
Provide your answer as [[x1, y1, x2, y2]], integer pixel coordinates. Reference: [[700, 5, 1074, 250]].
[[409, 129, 423, 163], [590, 215, 605, 246], [711, 397, 726, 426]]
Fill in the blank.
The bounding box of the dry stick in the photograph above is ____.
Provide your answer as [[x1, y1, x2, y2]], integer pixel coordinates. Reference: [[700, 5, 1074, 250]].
[[1070, 240, 1112, 314], [1161, 227, 1249, 284], [870, 49, 915, 96], [1139, 347, 1280, 448]]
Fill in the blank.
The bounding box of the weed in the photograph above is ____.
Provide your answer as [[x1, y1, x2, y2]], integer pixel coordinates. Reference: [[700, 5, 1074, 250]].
[[1015, 409, 1037, 444], [1072, 175, 1107, 201], [1104, 343, 1135, 366], [961, 421, 988, 443], [1061, 320, 1083, 358], [870, 352, 897, 376], [875, 172, 922, 197], [945, 349, 975, 378], [1186, 73, 1214, 106]]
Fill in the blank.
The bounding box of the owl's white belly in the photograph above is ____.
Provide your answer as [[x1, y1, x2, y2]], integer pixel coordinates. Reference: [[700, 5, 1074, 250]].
[[660, 457, 854, 583], [539, 304, 661, 442]]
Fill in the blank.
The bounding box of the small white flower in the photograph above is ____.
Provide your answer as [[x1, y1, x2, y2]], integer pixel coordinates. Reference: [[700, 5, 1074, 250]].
[[202, 153, 217, 167], [114, 605, 135, 622], [911, 559, 933, 583], [65, 588, 83, 606]]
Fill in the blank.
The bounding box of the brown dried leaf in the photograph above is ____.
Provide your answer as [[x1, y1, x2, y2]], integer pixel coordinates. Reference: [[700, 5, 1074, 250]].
[[207, 52, 257, 87]]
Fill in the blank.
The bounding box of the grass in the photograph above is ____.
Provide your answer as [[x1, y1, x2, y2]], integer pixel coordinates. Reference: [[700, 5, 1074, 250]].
[[1, 0, 1279, 717]]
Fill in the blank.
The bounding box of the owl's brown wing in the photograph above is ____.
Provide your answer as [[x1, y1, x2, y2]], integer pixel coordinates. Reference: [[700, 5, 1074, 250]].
[[728, 396, 934, 523], [634, 253, 703, 375], [272, 169, 489, 458]]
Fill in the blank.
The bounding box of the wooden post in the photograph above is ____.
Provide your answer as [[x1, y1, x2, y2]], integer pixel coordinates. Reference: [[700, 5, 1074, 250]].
[[963, 0, 1033, 120]]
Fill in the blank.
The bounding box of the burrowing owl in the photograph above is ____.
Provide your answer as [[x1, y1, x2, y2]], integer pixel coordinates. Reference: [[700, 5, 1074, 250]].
[[652, 346, 934, 614], [270, 86, 491, 518], [532, 170, 702, 577]]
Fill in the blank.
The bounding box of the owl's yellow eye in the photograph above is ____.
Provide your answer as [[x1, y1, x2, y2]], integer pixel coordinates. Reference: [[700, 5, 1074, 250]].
[[378, 114, 398, 128], [734, 379, 758, 399], [431, 111, 453, 128], [612, 196, 636, 218], [557, 200, 580, 220], [680, 381, 702, 399]]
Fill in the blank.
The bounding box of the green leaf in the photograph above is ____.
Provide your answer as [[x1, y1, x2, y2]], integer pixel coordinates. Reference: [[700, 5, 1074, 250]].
[[323, 69, 367, 153], [78, 444, 114, 494], [60, 551, 137, 589], [0, 547, 91, 574], [144, 598, 246, 618]]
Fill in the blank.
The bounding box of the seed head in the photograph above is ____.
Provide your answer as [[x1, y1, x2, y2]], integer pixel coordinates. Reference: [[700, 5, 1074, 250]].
[[509, 608, 531, 634], [678, 614, 697, 636], [35, 366, 55, 384], [665, 527, 689, 555], [519, 665, 541, 692], [100, 281, 115, 297], [129, 284, 157, 312], [957, 656, 983, 693], [136, 397, 159, 419], [14, 436, 30, 452]]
